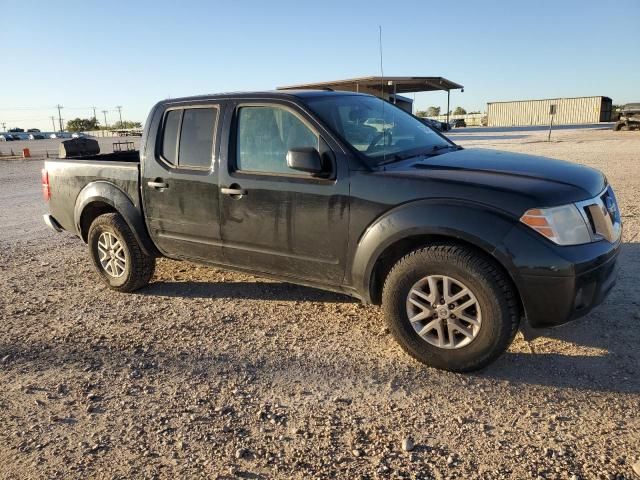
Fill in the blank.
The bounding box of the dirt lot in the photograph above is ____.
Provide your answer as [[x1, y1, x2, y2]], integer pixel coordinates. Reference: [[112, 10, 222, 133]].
[[0, 127, 638, 480]]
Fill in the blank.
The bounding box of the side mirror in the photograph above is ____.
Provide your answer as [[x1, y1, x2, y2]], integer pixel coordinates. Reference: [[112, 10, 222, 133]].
[[286, 147, 323, 175]]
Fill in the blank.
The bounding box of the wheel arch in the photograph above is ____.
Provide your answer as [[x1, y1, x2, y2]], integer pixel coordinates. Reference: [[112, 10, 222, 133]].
[[350, 200, 523, 314], [74, 181, 158, 257]]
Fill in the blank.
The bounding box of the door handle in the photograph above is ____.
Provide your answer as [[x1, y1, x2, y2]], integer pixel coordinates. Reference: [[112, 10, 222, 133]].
[[221, 186, 248, 197], [147, 181, 168, 189]]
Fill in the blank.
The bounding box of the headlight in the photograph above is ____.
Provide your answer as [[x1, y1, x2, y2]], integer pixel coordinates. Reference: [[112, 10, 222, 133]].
[[520, 204, 592, 245]]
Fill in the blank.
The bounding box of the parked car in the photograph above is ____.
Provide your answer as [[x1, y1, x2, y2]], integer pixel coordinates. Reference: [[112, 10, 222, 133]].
[[42, 90, 621, 372], [450, 118, 466, 128], [419, 117, 450, 132], [71, 132, 86, 138], [49, 132, 72, 139], [29, 133, 45, 140], [12, 133, 29, 140], [613, 103, 640, 131], [0, 134, 14, 141], [27, 128, 41, 133]]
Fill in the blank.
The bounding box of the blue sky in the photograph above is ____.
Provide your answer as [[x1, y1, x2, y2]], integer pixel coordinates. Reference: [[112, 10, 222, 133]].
[[1, 0, 639, 130]]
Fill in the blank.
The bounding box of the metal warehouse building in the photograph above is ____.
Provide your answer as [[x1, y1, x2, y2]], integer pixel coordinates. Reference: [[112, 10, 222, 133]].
[[487, 96, 612, 127]]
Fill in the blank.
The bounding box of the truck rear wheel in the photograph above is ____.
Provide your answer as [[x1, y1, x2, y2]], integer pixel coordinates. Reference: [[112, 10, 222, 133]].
[[87, 213, 155, 292], [381, 244, 519, 372]]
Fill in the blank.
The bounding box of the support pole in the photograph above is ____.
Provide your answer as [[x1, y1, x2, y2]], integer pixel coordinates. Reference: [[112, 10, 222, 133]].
[[446, 90, 450, 124]]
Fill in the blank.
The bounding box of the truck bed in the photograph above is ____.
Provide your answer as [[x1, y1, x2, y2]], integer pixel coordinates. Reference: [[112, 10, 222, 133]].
[[61, 150, 140, 163], [44, 154, 141, 235]]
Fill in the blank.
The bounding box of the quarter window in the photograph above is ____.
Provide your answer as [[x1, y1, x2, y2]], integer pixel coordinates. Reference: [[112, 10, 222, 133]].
[[236, 106, 318, 174], [161, 109, 181, 165]]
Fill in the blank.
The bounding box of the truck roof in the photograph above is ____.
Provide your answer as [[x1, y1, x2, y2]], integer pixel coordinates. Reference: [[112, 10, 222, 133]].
[[160, 89, 369, 104]]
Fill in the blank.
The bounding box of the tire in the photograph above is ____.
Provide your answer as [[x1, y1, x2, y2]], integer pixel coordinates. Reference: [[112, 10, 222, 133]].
[[382, 244, 519, 372], [87, 213, 155, 292]]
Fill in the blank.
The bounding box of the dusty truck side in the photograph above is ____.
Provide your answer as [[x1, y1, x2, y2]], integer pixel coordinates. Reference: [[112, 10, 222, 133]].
[[43, 91, 622, 372]]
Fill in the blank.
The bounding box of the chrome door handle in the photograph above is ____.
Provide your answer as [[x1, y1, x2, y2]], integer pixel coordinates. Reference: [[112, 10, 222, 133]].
[[221, 187, 248, 196], [147, 181, 168, 189]]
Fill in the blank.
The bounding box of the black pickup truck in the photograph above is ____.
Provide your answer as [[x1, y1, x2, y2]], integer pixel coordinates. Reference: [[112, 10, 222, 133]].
[[42, 90, 622, 372]]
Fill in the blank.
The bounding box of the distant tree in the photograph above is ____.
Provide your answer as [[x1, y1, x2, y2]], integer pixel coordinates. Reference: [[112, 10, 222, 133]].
[[415, 110, 428, 117], [453, 107, 467, 115], [112, 120, 142, 129], [66, 117, 100, 132], [467, 111, 481, 114], [426, 106, 441, 117]]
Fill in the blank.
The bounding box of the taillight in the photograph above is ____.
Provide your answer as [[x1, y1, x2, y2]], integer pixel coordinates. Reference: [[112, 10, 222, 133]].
[[42, 168, 50, 201]]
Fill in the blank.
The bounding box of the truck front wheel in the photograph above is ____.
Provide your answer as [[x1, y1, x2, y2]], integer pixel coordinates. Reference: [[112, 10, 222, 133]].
[[382, 244, 519, 372], [87, 213, 155, 292]]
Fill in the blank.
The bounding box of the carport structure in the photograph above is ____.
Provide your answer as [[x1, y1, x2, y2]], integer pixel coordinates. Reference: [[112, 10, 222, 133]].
[[278, 76, 464, 122]]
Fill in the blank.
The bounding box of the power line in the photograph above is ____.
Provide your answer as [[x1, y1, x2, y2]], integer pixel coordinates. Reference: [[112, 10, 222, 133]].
[[116, 106, 123, 126]]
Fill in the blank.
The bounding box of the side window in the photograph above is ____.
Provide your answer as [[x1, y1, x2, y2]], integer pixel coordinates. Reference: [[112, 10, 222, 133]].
[[161, 109, 181, 164], [179, 108, 217, 169], [236, 106, 318, 174]]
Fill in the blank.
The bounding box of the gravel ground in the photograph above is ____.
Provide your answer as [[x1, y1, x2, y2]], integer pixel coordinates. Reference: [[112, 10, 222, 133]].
[[0, 127, 638, 480]]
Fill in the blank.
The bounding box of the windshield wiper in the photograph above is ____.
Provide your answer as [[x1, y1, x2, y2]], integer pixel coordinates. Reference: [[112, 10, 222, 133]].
[[377, 144, 459, 166], [376, 152, 420, 166], [431, 144, 459, 152]]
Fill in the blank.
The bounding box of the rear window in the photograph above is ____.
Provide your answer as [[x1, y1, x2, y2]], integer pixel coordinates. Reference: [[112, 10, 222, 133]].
[[160, 107, 218, 168], [179, 108, 217, 168]]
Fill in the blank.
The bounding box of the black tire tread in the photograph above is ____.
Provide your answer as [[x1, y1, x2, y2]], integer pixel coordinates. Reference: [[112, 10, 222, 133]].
[[381, 243, 519, 372], [88, 213, 155, 292]]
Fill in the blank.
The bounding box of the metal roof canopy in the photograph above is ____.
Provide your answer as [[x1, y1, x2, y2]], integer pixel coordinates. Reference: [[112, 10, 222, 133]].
[[278, 76, 463, 122], [277, 76, 463, 94]]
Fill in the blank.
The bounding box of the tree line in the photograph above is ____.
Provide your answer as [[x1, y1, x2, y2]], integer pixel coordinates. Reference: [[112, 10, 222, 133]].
[[416, 106, 482, 117], [66, 117, 142, 132]]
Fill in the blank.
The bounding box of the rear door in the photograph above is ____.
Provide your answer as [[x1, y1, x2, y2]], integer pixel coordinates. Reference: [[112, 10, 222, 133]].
[[141, 103, 224, 262], [218, 99, 350, 285]]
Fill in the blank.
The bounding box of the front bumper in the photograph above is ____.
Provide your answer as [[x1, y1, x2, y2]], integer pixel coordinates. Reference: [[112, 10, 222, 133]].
[[502, 225, 621, 328]]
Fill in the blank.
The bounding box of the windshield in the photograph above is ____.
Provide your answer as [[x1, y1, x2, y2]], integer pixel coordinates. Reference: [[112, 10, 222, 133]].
[[304, 94, 453, 164]]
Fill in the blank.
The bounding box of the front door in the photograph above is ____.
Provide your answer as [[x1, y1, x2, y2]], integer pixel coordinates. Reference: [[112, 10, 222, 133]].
[[141, 104, 224, 262], [218, 101, 349, 285]]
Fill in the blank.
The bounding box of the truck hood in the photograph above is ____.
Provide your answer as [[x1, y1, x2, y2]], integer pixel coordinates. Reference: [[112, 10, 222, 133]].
[[381, 148, 606, 210]]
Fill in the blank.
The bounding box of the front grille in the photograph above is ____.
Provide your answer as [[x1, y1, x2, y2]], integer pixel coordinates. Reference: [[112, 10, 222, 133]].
[[576, 186, 622, 243]]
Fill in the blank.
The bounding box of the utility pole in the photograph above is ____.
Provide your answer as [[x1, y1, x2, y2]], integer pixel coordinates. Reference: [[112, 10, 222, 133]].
[[102, 110, 109, 129], [116, 106, 123, 127], [91, 106, 97, 119], [56, 104, 63, 131], [1, 122, 5, 132], [50, 116, 56, 132]]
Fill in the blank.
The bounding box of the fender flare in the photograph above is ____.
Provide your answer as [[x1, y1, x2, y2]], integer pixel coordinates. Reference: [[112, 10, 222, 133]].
[[74, 181, 157, 256], [350, 199, 520, 303]]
